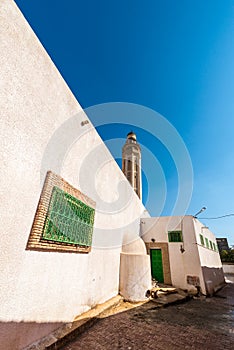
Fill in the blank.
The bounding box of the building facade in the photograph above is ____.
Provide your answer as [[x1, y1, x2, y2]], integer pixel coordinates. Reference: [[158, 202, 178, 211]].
[[122, 131, 142, 199], [141, 216, 225, 295], [216, 237, 230, 252]]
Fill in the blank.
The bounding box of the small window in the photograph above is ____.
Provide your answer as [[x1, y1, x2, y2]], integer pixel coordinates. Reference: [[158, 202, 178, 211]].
[[212, 242, 216, 250], [168, 231, 183, 242], [205, 238, 209, 248], [200, 234, 205, 246], [209, 240, 213, 250], [127, 160, 132, 171]]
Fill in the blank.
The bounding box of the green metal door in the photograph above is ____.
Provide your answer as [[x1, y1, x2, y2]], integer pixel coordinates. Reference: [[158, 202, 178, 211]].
[[150, 249, 164, 283]]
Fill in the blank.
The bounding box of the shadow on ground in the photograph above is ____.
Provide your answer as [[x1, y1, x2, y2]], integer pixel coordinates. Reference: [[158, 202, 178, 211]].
[[62, 283, 234, 350]]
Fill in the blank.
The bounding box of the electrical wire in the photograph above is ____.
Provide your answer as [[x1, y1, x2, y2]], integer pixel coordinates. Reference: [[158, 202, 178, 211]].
[[199, 214, 234, 220]]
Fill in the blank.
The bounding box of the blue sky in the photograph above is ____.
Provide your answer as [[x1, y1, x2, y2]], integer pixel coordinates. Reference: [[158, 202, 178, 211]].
[[15, 0, 234, 245]]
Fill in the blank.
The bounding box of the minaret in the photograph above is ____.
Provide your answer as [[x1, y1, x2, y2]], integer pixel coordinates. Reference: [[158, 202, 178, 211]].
[[122, 131, 142, 199]]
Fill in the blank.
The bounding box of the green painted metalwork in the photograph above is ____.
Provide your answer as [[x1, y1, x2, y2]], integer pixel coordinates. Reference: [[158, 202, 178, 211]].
[[42, 186, 95, 246], [168, 230, 183, 242]]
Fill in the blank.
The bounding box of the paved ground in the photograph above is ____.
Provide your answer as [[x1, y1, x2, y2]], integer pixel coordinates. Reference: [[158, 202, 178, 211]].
[[62, 283, 234, 350]]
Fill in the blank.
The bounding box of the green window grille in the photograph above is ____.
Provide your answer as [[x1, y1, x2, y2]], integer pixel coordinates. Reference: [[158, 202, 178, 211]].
[[200, 234, 205, 246], [42, 186, 95, 246], [205, 237, 209, 248], [168, 231, 183, 242]]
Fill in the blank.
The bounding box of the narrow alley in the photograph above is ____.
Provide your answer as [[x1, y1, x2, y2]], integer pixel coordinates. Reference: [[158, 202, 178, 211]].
[[62, 283, 234, 350]]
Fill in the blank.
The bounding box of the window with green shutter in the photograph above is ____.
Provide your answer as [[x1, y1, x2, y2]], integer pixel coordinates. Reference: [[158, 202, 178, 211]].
[[209, 240, 213, 250], [168, 231, 183, 242], [205, 237, 209, 248], [42, 186, 95, 246], [200, 234, 205, 246], [26, 171, 96, 254]]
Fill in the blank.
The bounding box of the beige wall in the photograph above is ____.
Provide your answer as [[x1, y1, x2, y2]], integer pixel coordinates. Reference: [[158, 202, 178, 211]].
[[0, 1, 149, 348]]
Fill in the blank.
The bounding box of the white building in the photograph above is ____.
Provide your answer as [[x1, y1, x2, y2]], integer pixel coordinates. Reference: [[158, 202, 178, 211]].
[[141, 216, 225, 295]]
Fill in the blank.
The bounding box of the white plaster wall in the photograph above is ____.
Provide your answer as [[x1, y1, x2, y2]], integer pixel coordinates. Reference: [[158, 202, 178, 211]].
[[169, 216, 206, 292], [119, 232, 151, 301], [193, 219, 222, 268], [119, 253, 151, 301], [140, 216, 169, 242], [0, 1, 149, 348], [222, 264, 234, 274]]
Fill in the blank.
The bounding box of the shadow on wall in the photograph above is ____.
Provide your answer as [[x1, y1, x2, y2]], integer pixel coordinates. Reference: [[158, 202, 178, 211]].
[[202, 266, 226, 295], [0, 321, 64, 350]]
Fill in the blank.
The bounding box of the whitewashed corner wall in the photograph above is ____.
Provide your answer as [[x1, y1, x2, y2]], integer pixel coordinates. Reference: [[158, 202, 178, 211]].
[[193, 219, 225, 294], [0, 1, 149, 349]]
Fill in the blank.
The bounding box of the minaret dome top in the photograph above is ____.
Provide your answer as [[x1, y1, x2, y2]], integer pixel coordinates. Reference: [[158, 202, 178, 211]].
[[127, 131, 137, 141]]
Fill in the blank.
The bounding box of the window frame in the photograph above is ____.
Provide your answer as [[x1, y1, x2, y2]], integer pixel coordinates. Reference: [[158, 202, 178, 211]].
[[199, 234, 205, 246], [26, 171, 96, 253], [205, 237, 209, 248], [168, 230, 183, 243]]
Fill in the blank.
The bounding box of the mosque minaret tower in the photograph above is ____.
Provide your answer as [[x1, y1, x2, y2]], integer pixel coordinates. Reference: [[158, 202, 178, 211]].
[[122, 131, 142, 199]]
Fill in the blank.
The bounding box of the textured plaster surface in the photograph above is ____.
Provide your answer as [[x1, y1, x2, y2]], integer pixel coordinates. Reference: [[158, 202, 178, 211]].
[[119, 232, 151, 301], [119, 253, 151, 301], [194, 219, 223, 268], [194, 219, 225, 293], [0, 1, 149, 348]]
